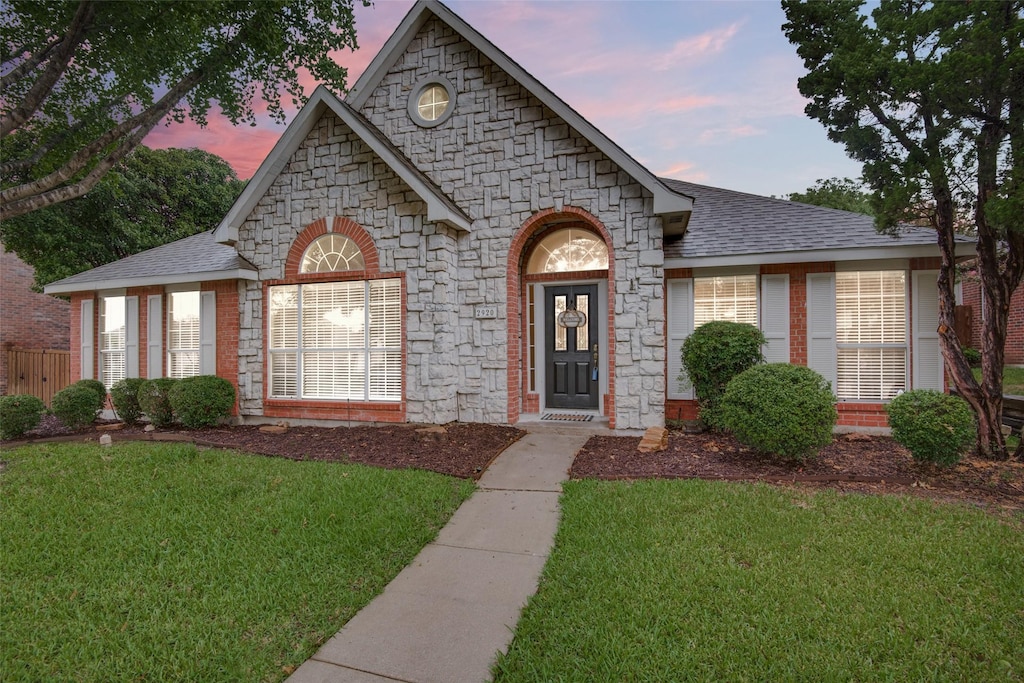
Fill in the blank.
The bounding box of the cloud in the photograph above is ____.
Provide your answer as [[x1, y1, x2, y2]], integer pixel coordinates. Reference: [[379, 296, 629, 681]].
[[653, 22, 743, 71], [655, 161, 708, 183], [696, 124, 765, 145]]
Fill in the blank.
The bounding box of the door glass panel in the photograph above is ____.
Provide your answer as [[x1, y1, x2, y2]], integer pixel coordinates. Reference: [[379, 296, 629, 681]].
[[554, 295, 567, 351], [575, 294, 589, 350]]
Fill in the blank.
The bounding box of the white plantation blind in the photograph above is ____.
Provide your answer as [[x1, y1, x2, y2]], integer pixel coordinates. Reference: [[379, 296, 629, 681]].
[[666, 279, 694, 400], [694, 275, 758, 328], [835, 271, 907, 401], [167, 291, 201, 379], [268, 279, 402, 401], [99, 296, 126, 391]]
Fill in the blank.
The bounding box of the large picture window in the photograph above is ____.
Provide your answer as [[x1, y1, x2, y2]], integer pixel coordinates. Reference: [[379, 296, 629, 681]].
[[99, 295, 126, 391], [693, 275, 758, 327], [835, 271, 907, 401], [268, 279, 401, 401], [167, 291, 201, 378]]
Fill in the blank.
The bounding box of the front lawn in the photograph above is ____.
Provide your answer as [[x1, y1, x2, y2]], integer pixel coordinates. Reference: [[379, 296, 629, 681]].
[[494, 480, 1023, 682], [1, 442, 474, 682], [972, 364, 1024, 394]]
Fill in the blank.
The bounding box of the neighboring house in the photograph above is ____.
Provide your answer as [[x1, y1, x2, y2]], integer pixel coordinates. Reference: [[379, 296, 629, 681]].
[[1, 243, 70, 399], [44, 0, 971, 430], [961, 277, 1024, 366]]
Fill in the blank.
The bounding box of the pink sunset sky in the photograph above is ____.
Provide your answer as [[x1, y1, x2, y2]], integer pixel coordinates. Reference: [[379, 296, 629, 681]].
[[144, 0, 863, 198]]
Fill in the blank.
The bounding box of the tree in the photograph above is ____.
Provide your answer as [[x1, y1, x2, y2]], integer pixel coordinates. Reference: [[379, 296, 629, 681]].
[[782, 0, 1023, 459], [0, 146, 244, 288], [1, 0, 363, 220], [788, 177, 874, 216]]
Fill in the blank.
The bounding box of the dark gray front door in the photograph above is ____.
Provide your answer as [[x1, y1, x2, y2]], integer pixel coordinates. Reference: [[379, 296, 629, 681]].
[[546, 285, 599, 409]]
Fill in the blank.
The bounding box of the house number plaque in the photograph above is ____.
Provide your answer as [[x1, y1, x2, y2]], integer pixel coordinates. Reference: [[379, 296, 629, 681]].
[[474, 305, 498, 319], [557, 309, 587, 328]]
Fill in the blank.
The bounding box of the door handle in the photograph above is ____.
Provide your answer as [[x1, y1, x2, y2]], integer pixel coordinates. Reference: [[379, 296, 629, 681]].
[[592, 343, 599, 364]]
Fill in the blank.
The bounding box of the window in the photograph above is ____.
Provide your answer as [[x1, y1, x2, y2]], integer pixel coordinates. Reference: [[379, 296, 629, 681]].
[[268, 279, 402, 401], [300, 234, 364, 273], [417, 85, 449, 121], [99, 296, 126, 391], [408, 77, 456, 127], [693, 275, 758, 327], [526, 228, 609, 273], [167, 291, 201, 379], [835, 271, 907, 401]]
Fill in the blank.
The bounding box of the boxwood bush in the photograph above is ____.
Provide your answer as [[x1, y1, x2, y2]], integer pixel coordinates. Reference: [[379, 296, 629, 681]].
[[138, 378, 178, 428], [681, 321, 765, 430], [110, 377, 146, 425], [51, 383, 102, 430], [74, 378, 108, 406], [168, 375, 236, 428], [720, 363, 837, 461], [0, 394, 46, 440], [886, 390, 975, 466]]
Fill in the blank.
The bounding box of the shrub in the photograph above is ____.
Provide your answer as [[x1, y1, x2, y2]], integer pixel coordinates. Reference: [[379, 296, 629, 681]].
[[886, 390, 975, 466], [110, 377, 146, 425], [681, 321, 766, 430], [720, 363, 837, 461], [138, 378, 178, 428], [51, 384, 102, 430], [961, 347, 982, 367], [0, 394, 46, 440], [168, 375, 236, 428], [74, 378, 108, 406]]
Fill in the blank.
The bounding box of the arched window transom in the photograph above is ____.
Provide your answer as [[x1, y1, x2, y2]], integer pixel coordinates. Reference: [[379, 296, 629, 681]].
[[300, 234, 365, 273], [526, 228, 609, 274]]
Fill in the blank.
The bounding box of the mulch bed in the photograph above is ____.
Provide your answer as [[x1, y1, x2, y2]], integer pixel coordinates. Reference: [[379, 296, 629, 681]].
[[6, 416, 1022, 512]]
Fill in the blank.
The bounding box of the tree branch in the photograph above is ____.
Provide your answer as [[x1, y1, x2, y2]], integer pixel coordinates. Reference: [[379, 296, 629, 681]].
[[0, 0, 96, 139], [0, 33, 66, 91]]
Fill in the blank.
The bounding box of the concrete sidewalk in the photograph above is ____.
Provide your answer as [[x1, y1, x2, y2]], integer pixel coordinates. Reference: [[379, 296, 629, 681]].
[[287, 424, 595, 683]]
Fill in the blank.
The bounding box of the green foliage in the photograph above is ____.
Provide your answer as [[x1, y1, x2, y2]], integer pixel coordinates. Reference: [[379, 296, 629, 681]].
[[681, 321, 766, 430], [168, 376, 236, 429], [51, 384, 101, 430], [887, 390, 976, 466], [109, 377, 146, 426], [1, 146, 244, 288], [137, 378, 178, 428], [73, 378, 107, 405], [0, 394, 46, 440], [961, 347, 982, 367], [2, 0, 364, 220], [719, 364, 837, 461], [788, 177, 874, 216]]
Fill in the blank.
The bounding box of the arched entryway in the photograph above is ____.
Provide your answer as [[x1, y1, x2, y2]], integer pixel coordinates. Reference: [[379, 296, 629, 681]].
[[506, 208, 616, 426]]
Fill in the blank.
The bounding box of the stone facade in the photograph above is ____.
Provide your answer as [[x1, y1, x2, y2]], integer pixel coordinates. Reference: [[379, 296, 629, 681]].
[[233, 17, 668, 429]]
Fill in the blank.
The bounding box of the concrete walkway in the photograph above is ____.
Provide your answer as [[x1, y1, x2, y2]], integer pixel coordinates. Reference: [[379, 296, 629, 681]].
[[287, 424, 595, 683]]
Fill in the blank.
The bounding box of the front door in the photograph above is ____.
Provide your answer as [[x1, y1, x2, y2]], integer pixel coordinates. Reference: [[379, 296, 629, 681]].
[[546, 285, 599, 409]]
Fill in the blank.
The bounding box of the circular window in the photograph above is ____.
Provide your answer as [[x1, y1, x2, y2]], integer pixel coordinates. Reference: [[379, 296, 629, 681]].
[[408, 77, 456, 128]]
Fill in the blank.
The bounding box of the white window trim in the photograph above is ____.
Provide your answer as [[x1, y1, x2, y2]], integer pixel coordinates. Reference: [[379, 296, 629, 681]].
[[407, 76, 456, 128]]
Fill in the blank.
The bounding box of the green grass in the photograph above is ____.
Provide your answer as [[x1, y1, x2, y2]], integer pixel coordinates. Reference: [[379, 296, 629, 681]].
[[494, 480, 1024, 682], [1, 442, 474, 682], [972, 365, 1024, 394]]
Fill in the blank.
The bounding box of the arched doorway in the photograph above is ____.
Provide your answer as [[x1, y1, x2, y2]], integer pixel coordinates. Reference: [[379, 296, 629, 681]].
[[507, 209, 616, 424]]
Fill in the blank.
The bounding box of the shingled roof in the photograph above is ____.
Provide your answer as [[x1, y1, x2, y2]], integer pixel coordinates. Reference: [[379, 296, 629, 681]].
[[660, 178, 967, 268], [44, 231, 258, 295]]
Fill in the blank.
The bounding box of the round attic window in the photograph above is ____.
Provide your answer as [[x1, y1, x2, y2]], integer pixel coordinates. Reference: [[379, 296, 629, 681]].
[[408, 77, 456, 128]]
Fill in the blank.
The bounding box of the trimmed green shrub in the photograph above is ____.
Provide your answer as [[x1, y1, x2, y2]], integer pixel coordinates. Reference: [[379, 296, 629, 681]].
[[0, 394, 46, 440], [961, 347, 982, 367], [110, 377, 146, 425], [138, 378, 178, 428], [168, 375, 235, 428], [51, 384, 102, 430], [681, 321, 766, 430], [720, 363, 837, 461], [74, 378, 108, 406], [886, 390, 975, 466]]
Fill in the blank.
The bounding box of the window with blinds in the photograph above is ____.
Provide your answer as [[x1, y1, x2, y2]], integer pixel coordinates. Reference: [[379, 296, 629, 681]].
[[99, 296, 126, 391], [167, 291, 201, 379], [268, 279, 401, 401], [835, 271, 907, 401], [693, 275, 758, 328]]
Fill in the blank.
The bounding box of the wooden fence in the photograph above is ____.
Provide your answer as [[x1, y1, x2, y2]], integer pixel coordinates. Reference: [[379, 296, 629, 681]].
[[5, 348, 71, 407]]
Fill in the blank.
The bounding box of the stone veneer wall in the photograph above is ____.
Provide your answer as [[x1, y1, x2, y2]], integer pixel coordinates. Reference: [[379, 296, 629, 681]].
[[357, 17, 667, 429]]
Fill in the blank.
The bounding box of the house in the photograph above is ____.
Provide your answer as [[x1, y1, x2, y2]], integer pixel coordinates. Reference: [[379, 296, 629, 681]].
[[961, 277, 1024, 366], [2, 243, 70, 402], [43, 0, 970, 431]]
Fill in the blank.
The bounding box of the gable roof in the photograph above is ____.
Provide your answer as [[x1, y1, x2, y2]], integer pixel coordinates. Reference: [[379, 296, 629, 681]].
[[661, 178, 971, 268], [347, 0, 693, 219], [44, 231, 258, 295], [213, 87, 472, 245]]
